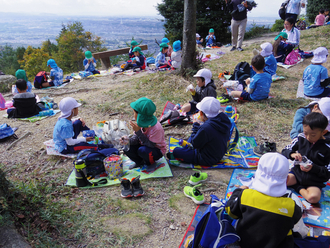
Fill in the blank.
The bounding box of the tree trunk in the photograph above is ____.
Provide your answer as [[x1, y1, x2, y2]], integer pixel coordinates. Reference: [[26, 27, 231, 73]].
[[181, 0, 197, 74]]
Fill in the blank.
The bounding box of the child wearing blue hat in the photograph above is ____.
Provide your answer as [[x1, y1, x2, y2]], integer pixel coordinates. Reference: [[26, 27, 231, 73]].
[[170, 40, 182, 69], [161, 37, 172, 57], [123, 97, 166, 170], [43, 59, 63, 88], [83, 51, 100, 75], [156, 43, 170, 68]]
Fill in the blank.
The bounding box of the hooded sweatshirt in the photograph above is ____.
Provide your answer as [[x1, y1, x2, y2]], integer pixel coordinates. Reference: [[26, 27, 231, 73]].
[[190, 112, 231, 166], [192, 79, 217, 104]]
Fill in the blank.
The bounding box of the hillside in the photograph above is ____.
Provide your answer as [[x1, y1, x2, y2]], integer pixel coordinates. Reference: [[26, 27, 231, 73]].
[[0, 25, 329, 247]]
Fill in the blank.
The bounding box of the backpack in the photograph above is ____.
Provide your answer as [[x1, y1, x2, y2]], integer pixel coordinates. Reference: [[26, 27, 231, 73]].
[[279, 2, 289, 20], [159, 110, 191, 127], [284, 49, 301, 65], [34, 71, 47, 89], [0, 123, 18, 141], [188, 195, 240, 248], [101, 119, 130, 147], [75, 148, 119, 178], [229, 62, 250, 81]]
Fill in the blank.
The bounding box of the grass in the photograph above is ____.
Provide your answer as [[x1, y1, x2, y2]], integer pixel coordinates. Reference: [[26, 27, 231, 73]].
[[1, 25, 330, 247]]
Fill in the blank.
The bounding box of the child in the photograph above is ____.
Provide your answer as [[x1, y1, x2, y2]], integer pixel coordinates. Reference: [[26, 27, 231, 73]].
[[171, 97, 231, 166], [181, 68, 217, 113], [282, 112, 330, 203], [122, 47, 146, 71], [205, 28, 216, 47], [196, 33, 204, 48], [303, 47, 330, 98], [7, 79, 41, 118], [129, 40, 139, 58], [53, 97, 98, 154], [290, 97, 330, 139], [161, 37, 172, 57], [251, 42, 277, 76], [83, 51, 100, 75], [123, 97, 166, 170], [155, 43, 170, 68], [315, 9, 326, 26], [226, 153, 302, 248], [42, 59, 63, 88], [12, 69, 32, 95], [282, 17, 300, 47], [273, 32, 293, 63], [230, 55, 272, 101], [325, 9, 329, 23], [170, 40, 182, 69]]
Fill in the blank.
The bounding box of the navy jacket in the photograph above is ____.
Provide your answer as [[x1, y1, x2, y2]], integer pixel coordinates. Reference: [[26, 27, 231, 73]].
[[190, 112, 231, 166]]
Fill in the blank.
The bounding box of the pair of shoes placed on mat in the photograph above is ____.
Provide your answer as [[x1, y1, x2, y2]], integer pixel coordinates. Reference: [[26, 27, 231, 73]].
[[217, 94, 233, 103], [184, 169, 208, 205], [253, 142, 277, 156], [120, 175, 145, 198], [129, 160, 158, 172]]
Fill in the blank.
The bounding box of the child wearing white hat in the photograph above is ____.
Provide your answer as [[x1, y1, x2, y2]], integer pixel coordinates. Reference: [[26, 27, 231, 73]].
[[171, 97, 231, 166], [181, 69, 217, 113], [196, 33, 204, 48], [226, 153, 302, 248], [251, 42, 277, 77], [303, 47, 330, 98], [290, 97, 330, 139], [53, 97, 98, 154]]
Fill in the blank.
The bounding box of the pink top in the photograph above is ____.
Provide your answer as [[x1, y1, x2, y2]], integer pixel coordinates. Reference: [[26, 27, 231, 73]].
[[142, 121, 167, 155], [315, 14, 325, 26], [166, 45, 173, 57]]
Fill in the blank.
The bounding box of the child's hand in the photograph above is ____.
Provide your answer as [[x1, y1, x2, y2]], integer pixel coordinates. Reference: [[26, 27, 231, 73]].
[[201, 38, 204, 42], [291, 152, 302, 161], [86, 137, 94, 142], [245, 78, 250, 85], [189, 89, 195, 93], [130, 121, 141, 132], [79, 118, 86, 127], [240, 185, 249, 189], [300, 164, 312, 172]]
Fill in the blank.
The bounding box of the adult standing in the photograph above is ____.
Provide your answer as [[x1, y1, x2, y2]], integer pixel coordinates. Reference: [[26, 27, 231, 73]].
[[284, 0, 306, 24], [225, 0, 253, 52]]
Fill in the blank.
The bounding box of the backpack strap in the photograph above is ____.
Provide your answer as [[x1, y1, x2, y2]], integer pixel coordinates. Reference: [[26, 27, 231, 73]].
[[227, 119, 239, 152]]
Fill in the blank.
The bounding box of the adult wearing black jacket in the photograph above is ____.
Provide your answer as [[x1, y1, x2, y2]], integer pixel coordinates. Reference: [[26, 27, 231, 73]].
[[225, 0, 252, 52]]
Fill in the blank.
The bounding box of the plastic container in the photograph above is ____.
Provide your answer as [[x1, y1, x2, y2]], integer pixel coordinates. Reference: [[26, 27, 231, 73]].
[[37, 109, 54, 117], [186, 84, 195, 92], [103, 155, 123, 180]]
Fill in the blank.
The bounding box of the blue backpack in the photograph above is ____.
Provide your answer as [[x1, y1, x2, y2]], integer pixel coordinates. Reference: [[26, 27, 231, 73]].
[[189, 195, 240, 248], [0, 124, 18, 141]]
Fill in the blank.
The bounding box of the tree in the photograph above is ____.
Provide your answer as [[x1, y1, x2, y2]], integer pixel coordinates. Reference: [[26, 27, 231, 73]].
[[157, 0, 231, 44], [181, 0, 197, 72], [0, 45, 25, 76], [306, 0, 330, 23]]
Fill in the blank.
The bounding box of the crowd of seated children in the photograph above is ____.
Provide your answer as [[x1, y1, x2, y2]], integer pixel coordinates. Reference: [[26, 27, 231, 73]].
[[83, 51, 100, 75]]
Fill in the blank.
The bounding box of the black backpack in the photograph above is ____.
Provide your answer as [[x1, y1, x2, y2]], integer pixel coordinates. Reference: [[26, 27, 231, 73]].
[[229, 61, 250, 81], [34, 71, 47, 89], [160, 110, 191, 127]]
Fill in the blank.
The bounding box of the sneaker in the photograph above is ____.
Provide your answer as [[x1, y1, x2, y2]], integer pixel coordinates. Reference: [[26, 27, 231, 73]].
[[184, 184, 205, 204], [253, 142, 277, 156], [237, 47, 244, 52], [166, 152, 175, 160], [189, 169, 208, 185], [120, 178, 133, 198], [131, 176, 145, 197], [217, 94, 232, 104], [230, 46, 237, 51]]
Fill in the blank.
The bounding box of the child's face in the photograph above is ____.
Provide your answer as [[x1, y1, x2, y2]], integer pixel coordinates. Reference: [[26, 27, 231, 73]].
[[199, 111, 208, 122], [133, 110, 138, 121], [209, 32, 214, 36], [134, 51, 139, 57], [72, 107, 78, 117], [303, 124, 326, 144], [163, 48, 168, 54], [196, 77, 205, 87], [325, 11, 329, 15]]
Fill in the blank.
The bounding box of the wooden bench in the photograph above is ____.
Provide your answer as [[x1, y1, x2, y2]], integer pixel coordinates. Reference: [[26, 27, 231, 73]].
[[93, 44, 148, 69]]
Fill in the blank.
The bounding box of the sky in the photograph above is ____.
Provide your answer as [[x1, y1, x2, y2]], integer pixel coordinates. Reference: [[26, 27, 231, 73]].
[[0, 0, 304, 17]]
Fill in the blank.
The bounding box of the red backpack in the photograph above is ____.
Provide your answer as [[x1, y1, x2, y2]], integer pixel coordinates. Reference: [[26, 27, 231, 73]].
[[34, 71, 47, 89]]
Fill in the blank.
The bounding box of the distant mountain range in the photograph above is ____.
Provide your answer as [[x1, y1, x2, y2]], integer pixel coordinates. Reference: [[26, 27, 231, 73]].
[[0, 13, 277, 54]]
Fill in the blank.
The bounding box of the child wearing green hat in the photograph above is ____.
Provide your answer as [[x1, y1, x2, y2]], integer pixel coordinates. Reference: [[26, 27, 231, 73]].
[[156, 43, 170, 68], [83, 51, 100, 75], [273, 32, 293, 63], [129, 40, 139, 58], [123, 97, 166, 170], [205, 28, 216, 47], [13, 69, 33, 95], [161, 37, 172, 57], [122, 47, 147, 72]]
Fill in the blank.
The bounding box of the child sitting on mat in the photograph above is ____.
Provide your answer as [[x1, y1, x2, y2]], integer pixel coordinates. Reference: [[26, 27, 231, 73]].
[[252, 42, 277, 76], [181, 69, 217, 113], [122, 47, 146, 72], [230, 54, 272, 101], [290, 97, 330, 139], [7, 79, 41, 118], [53, 97, 98, 154], [12, 69, 33, 95], [155, 43, 170, 69], [161, 37, 172, 57], [282, 112, 330, 204], [303, 47, 330, 98], [42, 59, 63, 88], [226, 153, 302, 248], [123, 97, 166, 170], [170, 97, 231, 166], [273, 32, 293, 63], [170, 40, 182, 70], [83, 51, 100, 75]]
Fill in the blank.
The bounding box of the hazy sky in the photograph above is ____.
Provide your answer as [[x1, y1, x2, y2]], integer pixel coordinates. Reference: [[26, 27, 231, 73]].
[[0, 0, 304, 17]]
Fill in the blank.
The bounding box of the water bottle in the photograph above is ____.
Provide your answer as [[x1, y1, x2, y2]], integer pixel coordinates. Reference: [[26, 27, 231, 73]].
[[74, 159, 88, 187], [225, 106, 233, 118], [37, 109, 54, 117], [179, 139, 193, 148]]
